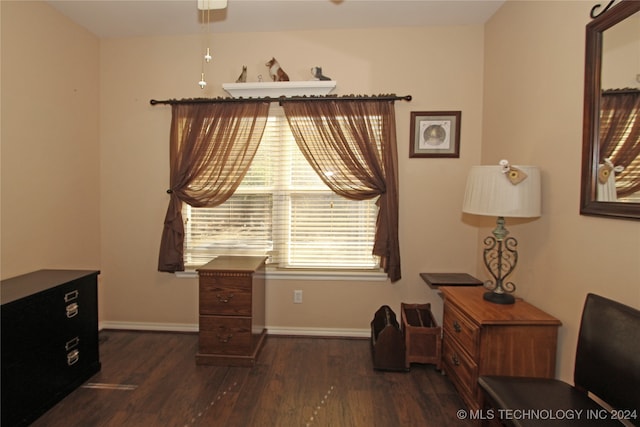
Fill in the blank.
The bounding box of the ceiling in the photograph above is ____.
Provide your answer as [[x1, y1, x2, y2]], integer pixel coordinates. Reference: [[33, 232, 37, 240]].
[[46, 0, 506, 39]]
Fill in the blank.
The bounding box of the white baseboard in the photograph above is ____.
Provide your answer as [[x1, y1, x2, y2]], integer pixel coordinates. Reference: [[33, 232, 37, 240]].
[[100, 321, 198, 333], [99, 321, 369, 338], [266, 326, 369, 338]]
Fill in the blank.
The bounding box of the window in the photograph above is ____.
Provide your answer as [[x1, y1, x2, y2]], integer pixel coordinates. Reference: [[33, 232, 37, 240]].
[[183, 105, 380, 269], [599, 91, 640, 201], [606, 111, 640, 202]]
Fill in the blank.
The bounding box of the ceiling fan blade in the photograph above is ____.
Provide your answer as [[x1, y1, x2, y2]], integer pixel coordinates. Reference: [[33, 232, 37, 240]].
[[197, 0, 227, 11]]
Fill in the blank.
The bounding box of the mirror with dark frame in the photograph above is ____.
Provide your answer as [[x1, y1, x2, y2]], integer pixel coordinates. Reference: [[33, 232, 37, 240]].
[[580, 0, 640, 220]]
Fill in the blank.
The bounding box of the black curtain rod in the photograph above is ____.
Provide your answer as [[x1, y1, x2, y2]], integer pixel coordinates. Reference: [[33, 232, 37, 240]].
[[150, 94, 412, 106], [602, 88, 640, 95]]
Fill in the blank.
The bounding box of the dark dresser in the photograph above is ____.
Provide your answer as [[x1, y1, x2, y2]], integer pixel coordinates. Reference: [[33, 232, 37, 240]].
[[1, 269, 101, 427]]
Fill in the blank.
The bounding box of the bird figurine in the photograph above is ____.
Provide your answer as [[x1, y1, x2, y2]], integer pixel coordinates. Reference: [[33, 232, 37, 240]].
[[235, 65, 247, 83]]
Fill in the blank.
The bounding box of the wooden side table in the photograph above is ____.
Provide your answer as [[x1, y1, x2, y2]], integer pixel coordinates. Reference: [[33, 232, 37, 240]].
[[196, 256, 267, 366], [440, 287, 561, 411]]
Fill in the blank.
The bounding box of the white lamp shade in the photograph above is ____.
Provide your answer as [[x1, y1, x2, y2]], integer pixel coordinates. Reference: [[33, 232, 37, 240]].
[[462, 165, 541, 218]]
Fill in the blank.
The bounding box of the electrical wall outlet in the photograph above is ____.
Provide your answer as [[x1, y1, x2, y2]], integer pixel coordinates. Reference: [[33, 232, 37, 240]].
[[293, 290, 303, 304]]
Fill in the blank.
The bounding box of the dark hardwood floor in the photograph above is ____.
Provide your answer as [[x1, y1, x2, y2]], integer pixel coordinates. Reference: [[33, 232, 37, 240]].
[[31, 330, 473, 427]]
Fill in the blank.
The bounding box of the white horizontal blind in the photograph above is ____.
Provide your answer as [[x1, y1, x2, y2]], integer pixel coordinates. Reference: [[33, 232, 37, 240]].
[[183, 105, 379, 269]]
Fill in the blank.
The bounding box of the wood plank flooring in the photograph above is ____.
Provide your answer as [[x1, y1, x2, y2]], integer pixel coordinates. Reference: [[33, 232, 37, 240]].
[[31, 330, 473, 427]]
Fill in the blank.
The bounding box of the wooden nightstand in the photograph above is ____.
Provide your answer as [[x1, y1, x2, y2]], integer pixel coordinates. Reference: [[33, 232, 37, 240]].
[[196, 256, 267, 366], [440, 287, 561, 411]]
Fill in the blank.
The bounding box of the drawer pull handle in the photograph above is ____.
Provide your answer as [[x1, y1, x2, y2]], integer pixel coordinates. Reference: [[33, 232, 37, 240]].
[[65, 336, 80, 351], [451, 354, 460, 366], [453, 321, 461, 333], [216, 293, 235, 304], [67, 349, 80, 366], [66, 303, 79, 318], [217, 333, 233, 343], [64, 290, 79, 302]]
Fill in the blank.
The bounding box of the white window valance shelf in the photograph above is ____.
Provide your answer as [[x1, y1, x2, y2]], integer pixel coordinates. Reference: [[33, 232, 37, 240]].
[[222, 81, 337, 98]]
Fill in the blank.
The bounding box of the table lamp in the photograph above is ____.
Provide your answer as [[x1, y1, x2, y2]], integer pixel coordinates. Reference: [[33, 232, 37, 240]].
[[462, 160, 541, 304]]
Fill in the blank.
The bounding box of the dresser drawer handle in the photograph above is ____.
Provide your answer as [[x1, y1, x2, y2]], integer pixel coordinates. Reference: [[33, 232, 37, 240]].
[[65, 336, 80, 351], [66, 303, 79, 318], [64, 290, 79, 302], [453, 321, 462, 333], [216, 293, 235, 304], [67, 349, 80, 366], [217, 333, 233, 343], [451, 354, 460, 366]]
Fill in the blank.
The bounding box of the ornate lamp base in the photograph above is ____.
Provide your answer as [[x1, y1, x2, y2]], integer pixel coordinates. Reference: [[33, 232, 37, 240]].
[[483, 291, 515, 305], [482, 216, 518, 305]]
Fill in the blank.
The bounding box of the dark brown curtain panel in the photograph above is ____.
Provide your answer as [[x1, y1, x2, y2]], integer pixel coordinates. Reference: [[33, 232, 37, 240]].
[[599, 91, 640, 198], [158, 102, 269, 272], [281, 99, 401, 282]]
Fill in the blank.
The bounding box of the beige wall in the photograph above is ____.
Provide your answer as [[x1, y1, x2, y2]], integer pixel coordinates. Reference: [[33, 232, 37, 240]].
[[483, 1, 640, 381], [98, 25, 485, 331], [2, 0, 639, 383], [602, 10, 639, 89], [1, 1, 101, 277]]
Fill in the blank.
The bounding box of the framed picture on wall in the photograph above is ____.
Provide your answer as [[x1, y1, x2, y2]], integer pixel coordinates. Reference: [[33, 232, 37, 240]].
[[409, 111, 461, 158]]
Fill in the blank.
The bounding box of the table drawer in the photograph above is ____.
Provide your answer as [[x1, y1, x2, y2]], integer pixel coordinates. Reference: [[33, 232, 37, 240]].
[[443, 302, 479, 359], [199, 316, 252, 355], [199, 278, 252, 316], [443, 333, 478, 409]]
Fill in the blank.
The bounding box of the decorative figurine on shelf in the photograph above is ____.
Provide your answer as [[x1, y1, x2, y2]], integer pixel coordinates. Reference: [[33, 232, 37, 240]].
[[265, 57, 290, 81], [311, 66, 331, 81], [235, 65, 247, 83]]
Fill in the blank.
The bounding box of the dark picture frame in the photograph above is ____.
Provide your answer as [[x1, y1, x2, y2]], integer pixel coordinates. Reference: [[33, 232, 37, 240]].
[[409, 111, 461, 158]]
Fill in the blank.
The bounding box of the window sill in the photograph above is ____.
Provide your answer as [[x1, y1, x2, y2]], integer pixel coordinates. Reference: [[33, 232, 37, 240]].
[[176, 267, 387, 282]]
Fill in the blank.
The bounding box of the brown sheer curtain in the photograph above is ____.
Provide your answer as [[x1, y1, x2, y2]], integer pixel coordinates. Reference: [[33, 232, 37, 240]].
[[599, 90, 640, 198], [280, 99, 401, 282], [158, 102, 269, 272]]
